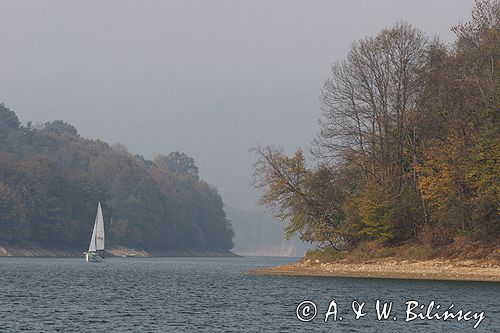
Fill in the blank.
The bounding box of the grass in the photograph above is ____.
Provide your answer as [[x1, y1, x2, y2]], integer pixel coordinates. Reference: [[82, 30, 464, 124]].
[[304, 238, 500, 264]]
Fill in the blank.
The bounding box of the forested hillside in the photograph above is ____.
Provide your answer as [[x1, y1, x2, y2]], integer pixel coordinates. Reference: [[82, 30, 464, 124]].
[[254, 1, 499, 256], [0, 106, 233, 252]]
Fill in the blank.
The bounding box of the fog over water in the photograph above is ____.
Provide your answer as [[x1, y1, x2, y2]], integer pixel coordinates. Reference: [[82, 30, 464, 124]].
[[0, 0, 473, 209]]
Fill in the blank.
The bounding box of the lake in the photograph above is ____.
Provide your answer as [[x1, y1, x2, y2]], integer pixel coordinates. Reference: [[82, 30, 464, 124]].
[[0, 256, 498, 332]]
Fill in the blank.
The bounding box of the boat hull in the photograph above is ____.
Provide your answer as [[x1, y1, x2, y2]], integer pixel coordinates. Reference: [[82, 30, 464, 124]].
[[85, 252, 104, 262]]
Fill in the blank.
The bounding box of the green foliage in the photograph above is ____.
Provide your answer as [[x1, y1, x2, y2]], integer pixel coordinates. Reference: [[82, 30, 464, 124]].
[[0, 103, 20, 132], [0, 181, 27, 241], [254, 147, 345, 248], [0, 104, 23, 156], [154, 152, 199, 182], [43, 120, 79, 137], [0, 107, 233, 252], [345, 182, 394, 244]]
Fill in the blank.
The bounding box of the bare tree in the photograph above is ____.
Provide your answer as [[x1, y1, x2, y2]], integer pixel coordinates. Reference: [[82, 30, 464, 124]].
[[316, 21, 428, 195]]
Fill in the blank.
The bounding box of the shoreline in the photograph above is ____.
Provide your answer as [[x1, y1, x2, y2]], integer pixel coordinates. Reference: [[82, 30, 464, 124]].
[[250, 258, 500, 282], [0, 245, 237, 258]]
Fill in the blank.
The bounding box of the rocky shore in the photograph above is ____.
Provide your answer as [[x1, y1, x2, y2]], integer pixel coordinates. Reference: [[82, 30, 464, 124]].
[[0, 245, 236, 258], [0, 245, 82, 257], [251, 258, 500, 282]]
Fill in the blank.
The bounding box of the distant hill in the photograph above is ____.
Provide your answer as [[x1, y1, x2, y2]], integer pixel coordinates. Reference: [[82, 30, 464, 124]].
[[0, 104, 234, 253], [227, 206, 309, 257]]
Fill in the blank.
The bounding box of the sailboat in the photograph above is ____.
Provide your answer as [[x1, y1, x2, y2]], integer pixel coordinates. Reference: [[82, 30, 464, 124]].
[[85, 202, 105, 262]]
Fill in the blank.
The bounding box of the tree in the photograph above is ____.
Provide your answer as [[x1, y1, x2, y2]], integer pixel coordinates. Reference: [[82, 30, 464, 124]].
[[43, 120, 79, 137], [0, 103, 23, 155], [254, 2, 499, 251], [418, 0, 499, 241], [0, 182, 27, 241], [253, 146, 345, 247], [0, 103, 21, 132], [314, 22, 429, 244], [154, 152, 199, 182], [0, 105, 234, 252]]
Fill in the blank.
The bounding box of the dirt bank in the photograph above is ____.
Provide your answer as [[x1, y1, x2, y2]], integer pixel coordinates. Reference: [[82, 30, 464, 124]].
[[251, 258, 500, 282]]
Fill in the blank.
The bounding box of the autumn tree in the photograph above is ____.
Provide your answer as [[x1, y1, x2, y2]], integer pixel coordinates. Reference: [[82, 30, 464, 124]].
[[315, 22, 430, 244], [253, 146, 346, 248], [418, 0, 499, 241], [254, 1, 499, 250]]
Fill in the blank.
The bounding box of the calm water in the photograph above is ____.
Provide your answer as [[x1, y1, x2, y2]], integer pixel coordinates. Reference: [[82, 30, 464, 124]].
[[0, 256, 498, 332]]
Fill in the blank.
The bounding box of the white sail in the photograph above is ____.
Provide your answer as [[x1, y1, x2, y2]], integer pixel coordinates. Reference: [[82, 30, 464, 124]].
[[88, 220, 97, 252], [95, 201, 105, 251]]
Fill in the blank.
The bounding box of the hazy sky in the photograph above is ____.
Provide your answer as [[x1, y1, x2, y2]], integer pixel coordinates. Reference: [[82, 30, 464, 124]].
[[0, 0, 473, 209]]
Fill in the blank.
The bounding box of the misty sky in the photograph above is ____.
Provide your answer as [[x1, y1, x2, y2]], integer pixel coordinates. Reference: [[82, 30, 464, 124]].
[[1, 0, 473, 209]]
